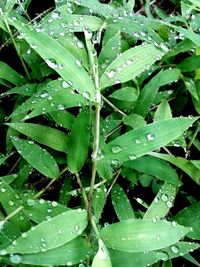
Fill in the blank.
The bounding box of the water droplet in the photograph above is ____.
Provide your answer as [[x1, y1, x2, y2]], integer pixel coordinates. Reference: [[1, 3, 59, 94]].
[[10, 254, 22, 264], [22, 232, 27, 238], [111, 145, 123, 154], [75, 59, 81, 67], [154, 197, 159, 203], [161, 194, 168, 202], [40, 92, 48, 98], [0, 249, 7, 255], [82, 91, 90, 99], [51, 201, 58, 207], [27, 199, 36, 207], [58, 104, 65, 110], [46, 58, 57, 69], [28, 140, 34, 144], [135, 138, 141, 144], [62, 81, 70, 88], [106, 70, 116, 78], [66, 261, 73, 266], [166, 201, 173, 208], [129, 154, 137, 160], [77, 41, 84, 48], [146, 133, 155, 141], [171, 245, 179, 254], [156, 234, 161, 240], [0, 188, 6, 193], [8, 200, 14, 206]]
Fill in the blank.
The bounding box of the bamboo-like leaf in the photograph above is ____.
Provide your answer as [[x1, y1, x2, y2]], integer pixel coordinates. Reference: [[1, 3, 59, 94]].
[[109, 241, 200, 267], [11, 137, 59, 179], [0, 180, 30, 231], [23, 198, 69, 224], [67, 111, 90, 173], [6, 123, 69, 153], [0, 61, 25, 86], [102, 117, 198, 165], [111, 184, 135, 221], [144, 182, 177, 219], [150, 152, 200, 184], [9, 18, 95, 100], [10, 237, 90, 266], [124, 156, 180, 185], [67, 0, 117, 18], [134, 68, 181, 117], [99, 219, 189, 252], [92, 239, 112, 267], [1, 83, 38, 97], [174, 202, 200, 240], [100, 44, 165, 89], [154, 99, 172, 122], [92, 185, 107, 221], [4, 209, 87, 254]]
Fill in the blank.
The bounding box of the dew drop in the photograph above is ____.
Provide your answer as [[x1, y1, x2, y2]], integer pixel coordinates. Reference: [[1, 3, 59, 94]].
[[111, 145, 123, 154], [161, 194, 168, 202], [10, 254, 22, 264], [75, 59, 81, 67], [146, 133, 155, 141], [66, 261, 73, 266], [106, 70, 116, 78], [171, 245, 179, 254], [129, 154, 137, 160], [58, 104, 65, 110], [46, 58, 57, 69], [62, 81, 70, 88], [135, 138, 141, 144]]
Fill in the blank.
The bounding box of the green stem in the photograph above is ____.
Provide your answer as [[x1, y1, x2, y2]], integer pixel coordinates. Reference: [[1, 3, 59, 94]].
[[4, 18, 31, 80], [101, 95, 127, 116]]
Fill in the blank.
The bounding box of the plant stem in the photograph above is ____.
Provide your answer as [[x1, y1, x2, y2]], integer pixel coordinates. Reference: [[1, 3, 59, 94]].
[[101, 95, 127, 116], [3, 18, 31, 80], [84, 31, 101, 223]]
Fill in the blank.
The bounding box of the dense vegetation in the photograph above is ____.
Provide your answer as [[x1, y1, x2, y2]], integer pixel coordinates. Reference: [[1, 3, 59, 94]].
[[0, 0, 200, 266]]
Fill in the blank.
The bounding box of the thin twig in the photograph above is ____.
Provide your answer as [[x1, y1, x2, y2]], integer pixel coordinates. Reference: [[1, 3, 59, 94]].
[[106, 168, 122, 197], [102, 95, 127, 116]]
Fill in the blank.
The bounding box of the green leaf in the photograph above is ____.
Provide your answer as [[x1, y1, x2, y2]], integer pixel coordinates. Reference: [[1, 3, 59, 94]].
[[154, 99, 172, 122], [123, 114, 146, 129], [13, 237, 90, 266], [109, 86, 138, 102], [144, 182, 177, 219], [100, 44, 165, 89], [11, 137, 59, 179], [99, 219, 189, 252], [99, 32, 122, 73], [24, 198, 69, 224], [67, 0, 117, 18], [10, 17, 95, 100], [178, 55, 200, 72], [183, 77, 199, 101], [67, 110, 90, 173], [124, 156, 180, 186], [92, 239, 112, 267], [109, 241, 200, 267], [50, 110, 75, 130], [102, 117, 198, 165], [1, 83, 38, 97], [174, 202, 200, 240], [111, 184, 135, 221], [0, 61, 25, 86], [150, 152, 200, 185], [41, 4, 103, 33], [0, 180, 30, 231], [134, 68, 181, 117], [6, 123, 69, 153], [4, 209, 87, 254], [92, 185, 107, 221]]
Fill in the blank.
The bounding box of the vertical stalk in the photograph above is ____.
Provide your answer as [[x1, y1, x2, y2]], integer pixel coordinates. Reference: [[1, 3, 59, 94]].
[[84, 30, 101, 223], [3, 17, 31, 80]]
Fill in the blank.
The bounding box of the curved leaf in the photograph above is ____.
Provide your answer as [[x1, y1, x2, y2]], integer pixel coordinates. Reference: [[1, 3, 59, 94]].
[[5, 209, 87, 254], [9, 18, 95, 100], [100, 219, 189, 252], [11, 137, 59, 179], [100, 44, 165, 89]]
